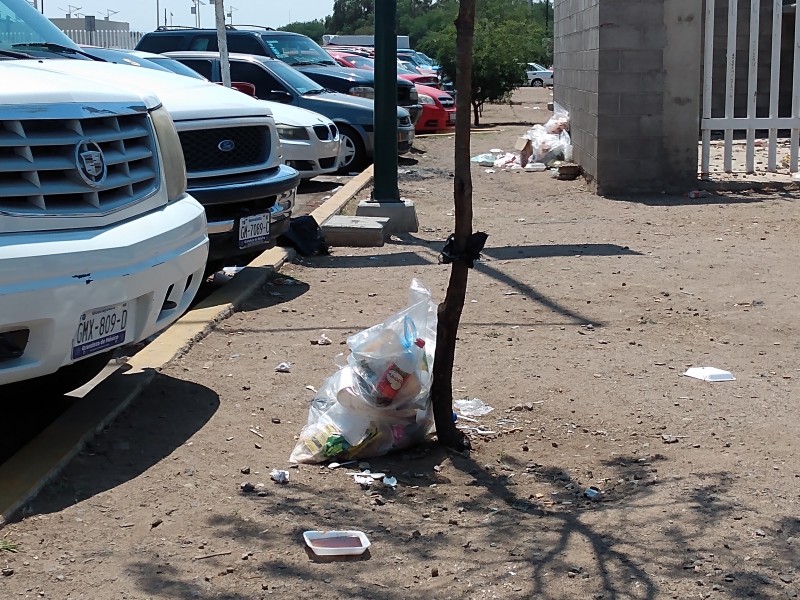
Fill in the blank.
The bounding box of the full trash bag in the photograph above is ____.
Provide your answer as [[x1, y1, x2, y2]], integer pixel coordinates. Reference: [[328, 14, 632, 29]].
[[289, 279, 437, 464]]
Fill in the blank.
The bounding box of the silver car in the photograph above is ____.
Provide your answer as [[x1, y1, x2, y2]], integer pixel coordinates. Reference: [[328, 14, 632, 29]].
[[525, 62, 554, 88]]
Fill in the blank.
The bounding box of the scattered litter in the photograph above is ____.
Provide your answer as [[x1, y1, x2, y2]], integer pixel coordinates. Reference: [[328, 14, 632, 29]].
[[524, 162, 546, 172], [270, 469, 290, 484], [312, 333, 333, 346], [454, 398, 494, 417], [306, 385, 318, 393], [485, 168, 496, 174], [327, 460, 356, 469], [222, 266, 245, 277], [303, 530, 371, 557], [193, 550, 233, 561], [683, 367, 736, 382], [249, 428, 264, 439], [686, 190, 712, 199], [584, 486, 603, 501], [275, 362, 292, 373], [661, 434, 680, 444], [353, 474, 375, 488], [557, 163, 581, 181], [383, 476, 397, 488]]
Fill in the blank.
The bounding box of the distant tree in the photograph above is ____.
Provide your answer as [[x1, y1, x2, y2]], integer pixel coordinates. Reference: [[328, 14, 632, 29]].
[[327, 0, 374, 34], [278, 19, 326, 43], [419, 0, 546, 124]]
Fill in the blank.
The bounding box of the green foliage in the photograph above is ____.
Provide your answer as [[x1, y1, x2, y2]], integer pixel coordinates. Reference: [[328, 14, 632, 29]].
[[0, 539, 19, 553], [417, 0, 549, 124], [326, 0, 375, 35], [278, 19, 327, 43]]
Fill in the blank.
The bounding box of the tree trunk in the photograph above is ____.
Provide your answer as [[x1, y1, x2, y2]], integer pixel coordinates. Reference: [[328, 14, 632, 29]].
[[430, 0, 477, 451], [472, 101, 480, 126]]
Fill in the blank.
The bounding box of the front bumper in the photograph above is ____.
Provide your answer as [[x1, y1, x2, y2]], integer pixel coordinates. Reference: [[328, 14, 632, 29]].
[[0, 196, 209, 386], [281, 135, 341, 179], [188, 165, 300, 263], [398, 126, 415, 155], [416, 106, 456, 133], [403, 104, 423, 125]]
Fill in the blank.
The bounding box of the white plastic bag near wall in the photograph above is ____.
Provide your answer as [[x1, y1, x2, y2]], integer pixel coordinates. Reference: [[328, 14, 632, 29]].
[[289, 280, 437, 464]]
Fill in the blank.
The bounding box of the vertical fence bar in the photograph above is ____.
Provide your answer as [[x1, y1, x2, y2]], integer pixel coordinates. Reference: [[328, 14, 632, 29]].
[[746, 0, 760, 173], [791, 1, 800, 172], [768, 0, 782, 171], [702, 0, 716, 176], [724, 0, 738, 173]]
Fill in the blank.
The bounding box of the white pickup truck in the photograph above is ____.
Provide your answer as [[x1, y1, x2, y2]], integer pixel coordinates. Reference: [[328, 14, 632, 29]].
[[0, 59, 209, 394]]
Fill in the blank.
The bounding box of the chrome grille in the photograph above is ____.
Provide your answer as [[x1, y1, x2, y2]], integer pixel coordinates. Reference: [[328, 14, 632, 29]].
[[0, 112, 158, 216], [179, 126, 268, 173], [438, 96, 455, 108]]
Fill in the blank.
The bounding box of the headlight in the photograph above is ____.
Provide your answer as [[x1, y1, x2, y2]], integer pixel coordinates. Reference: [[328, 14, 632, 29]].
[[350, 86, 375, 99], [418, 93, 435, 105], [150, 106, 187, 202], [276, 125, 310, 141], [409, 87, 419, 102]]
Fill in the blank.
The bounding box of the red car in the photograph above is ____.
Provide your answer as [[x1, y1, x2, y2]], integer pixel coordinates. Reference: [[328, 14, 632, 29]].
[[415, 84, 455, 133], [327, 50, 440, 88]]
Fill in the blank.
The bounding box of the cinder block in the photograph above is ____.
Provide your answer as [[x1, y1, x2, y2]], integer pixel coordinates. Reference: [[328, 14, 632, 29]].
[[620, 49, 664, 73], [620, 92, 664, 116], [321, 215, 390, 248]]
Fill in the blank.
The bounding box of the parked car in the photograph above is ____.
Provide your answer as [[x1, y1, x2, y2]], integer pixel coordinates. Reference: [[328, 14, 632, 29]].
[[524, 62, 554, 87], [135, 27, 422, 124], [80, 46, 341, 180], [327, 50, 441, 89], [415, 84, 456, 133], [165, 51, 415, 173], [37, 59, 301, 273], [397, 49, 438, 77], [0, 0, 209, 394]]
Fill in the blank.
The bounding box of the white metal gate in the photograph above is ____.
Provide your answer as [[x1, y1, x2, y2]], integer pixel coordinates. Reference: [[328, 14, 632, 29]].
[[701, 0, 800, 175]]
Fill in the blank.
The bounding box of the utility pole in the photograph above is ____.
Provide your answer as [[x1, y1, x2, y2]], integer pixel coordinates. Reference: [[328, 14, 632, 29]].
[[213, 0, 231, 87], [356, 0, 417, 232]]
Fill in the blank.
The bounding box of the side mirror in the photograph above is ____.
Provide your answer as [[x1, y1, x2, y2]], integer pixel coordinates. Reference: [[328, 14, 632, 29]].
[[266, 90, 293, 103]]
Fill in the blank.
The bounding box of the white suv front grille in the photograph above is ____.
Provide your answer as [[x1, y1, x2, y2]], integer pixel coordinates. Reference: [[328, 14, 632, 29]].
[[0, 107, 159, 216]]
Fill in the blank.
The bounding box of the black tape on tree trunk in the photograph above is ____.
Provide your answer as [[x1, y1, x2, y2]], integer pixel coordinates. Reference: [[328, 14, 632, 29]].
[[439, 232, 489, 268]]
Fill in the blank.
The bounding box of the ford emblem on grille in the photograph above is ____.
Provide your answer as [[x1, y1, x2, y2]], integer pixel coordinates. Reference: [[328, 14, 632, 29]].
[[218, 139, 236, 152], [75, 140, 107, 188]]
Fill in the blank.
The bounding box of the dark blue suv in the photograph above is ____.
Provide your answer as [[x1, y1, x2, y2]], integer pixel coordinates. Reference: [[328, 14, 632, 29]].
[[136, 27, 422, 124]]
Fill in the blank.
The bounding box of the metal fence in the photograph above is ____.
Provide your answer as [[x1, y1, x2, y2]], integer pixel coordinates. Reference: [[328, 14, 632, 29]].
[[60, 29, 145, 49]]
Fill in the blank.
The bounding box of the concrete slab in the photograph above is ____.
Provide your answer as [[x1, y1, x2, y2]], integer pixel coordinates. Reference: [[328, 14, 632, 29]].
[[322, 215, 390, 247], [355, 199, 419, 233]]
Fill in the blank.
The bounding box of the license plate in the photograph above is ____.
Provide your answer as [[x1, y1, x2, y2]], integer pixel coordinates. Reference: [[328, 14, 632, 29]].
[[238, 213, 269, 248], [72, 302, 129, 360]]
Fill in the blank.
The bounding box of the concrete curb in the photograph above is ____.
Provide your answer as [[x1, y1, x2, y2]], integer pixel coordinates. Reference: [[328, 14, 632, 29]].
[[0, 167, 374, 526]]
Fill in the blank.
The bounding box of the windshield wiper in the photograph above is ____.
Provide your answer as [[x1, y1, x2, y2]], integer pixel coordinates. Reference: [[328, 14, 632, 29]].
[[0, 48, 36, 58], [12, 42, 105, 61], [293, 59, 336, 67], [302, 89, 325, 95]]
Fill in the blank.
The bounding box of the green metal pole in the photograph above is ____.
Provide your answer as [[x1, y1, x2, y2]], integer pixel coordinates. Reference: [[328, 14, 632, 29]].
[[372, 0, 400, 201]]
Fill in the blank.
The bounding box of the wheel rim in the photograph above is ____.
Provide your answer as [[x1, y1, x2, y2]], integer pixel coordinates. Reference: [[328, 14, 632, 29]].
[[533, 80, 543, 87], [339, 133, 357, 168]]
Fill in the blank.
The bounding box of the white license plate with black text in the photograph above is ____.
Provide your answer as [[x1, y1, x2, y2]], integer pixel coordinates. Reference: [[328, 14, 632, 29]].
[[72, 302, 129, 360], [239, 213, 269, 248]]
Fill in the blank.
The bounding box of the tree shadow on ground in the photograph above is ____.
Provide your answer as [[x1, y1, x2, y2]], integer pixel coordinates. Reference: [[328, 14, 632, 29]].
[[16, 372, 219, 520], [125, 438, 797, 600]]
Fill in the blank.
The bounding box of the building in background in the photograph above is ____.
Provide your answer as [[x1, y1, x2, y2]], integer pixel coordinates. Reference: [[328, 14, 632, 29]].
[[50, 16, 143, 49]]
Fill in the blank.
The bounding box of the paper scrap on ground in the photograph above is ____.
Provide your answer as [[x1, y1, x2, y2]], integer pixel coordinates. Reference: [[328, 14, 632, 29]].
[[683, 367, 736, 382], [454, 398, 494, 417]]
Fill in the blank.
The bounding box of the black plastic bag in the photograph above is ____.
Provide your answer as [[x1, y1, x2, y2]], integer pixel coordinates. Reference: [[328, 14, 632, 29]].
[[277, 215, 330, 256]]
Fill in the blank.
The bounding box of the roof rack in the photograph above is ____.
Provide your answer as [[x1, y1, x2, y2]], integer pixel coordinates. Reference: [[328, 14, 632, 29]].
[[228, 24, 275, 31], [154, 24, 246, 31]]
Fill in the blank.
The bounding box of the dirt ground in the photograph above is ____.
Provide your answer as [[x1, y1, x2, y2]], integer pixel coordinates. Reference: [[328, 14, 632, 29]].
[[3, 87, 800, 600]]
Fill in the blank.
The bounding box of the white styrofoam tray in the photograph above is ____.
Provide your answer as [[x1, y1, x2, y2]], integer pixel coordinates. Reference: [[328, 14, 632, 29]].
[[303, 530, 371, 556]]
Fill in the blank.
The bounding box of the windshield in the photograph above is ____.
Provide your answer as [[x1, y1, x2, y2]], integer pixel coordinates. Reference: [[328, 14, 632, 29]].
[[260, 33, 337, 66], [348, 55, 374, 70], [262, 58, 325, 94], [0, 0, 79, 55]]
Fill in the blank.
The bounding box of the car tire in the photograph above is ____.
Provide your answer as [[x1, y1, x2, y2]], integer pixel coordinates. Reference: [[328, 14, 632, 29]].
[[531, 79, 544, 88], [336, 125, 368, 174], [1, 350, 114, 397]]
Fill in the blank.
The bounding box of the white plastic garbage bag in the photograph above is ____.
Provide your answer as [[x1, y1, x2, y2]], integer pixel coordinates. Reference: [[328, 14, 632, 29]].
[[290, 280, 438, 464]]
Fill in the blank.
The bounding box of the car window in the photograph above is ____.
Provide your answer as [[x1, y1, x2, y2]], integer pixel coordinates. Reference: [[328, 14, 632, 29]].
[[147, 56, 207, 80], [139, 34, 186, 53], [177, 58, 215, 80], [260, 34, 336, 66], [229, 62, 288, 99], [227, 35, 265, 55], [350, 55, 374, 70], [188, 35, 218, 51], [0, 0, 77, 50], [255, 59, 325, 95]]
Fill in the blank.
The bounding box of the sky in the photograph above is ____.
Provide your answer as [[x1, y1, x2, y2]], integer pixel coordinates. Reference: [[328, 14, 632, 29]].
[[41, 0, 335, 33]]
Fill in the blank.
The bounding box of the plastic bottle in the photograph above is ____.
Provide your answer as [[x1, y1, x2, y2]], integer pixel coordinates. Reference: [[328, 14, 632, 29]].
[[375, 337, 425, 406]]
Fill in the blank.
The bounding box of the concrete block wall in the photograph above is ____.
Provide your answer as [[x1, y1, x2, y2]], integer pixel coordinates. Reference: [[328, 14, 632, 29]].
[[554, 0, 701, 194], [554, 0, 600, 177]]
